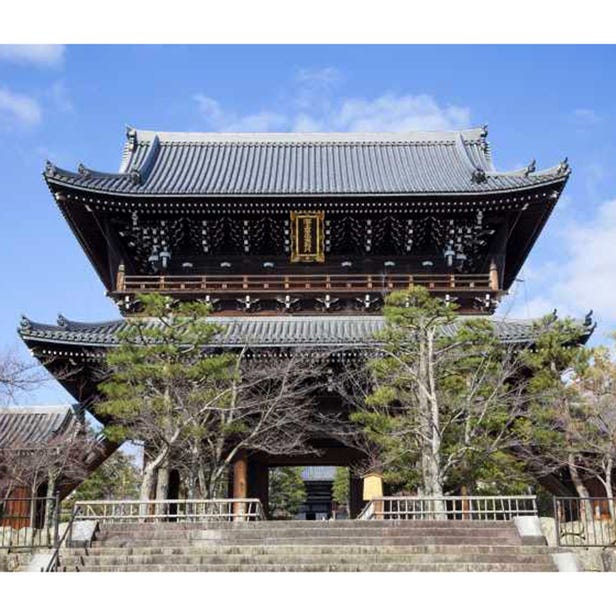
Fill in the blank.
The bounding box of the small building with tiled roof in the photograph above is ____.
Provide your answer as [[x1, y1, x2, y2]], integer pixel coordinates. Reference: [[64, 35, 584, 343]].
[[0, 405, 82, 449]]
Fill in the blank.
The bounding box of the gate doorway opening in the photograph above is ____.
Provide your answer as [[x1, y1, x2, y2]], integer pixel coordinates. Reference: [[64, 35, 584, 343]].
[[267, 466, 350, 520]]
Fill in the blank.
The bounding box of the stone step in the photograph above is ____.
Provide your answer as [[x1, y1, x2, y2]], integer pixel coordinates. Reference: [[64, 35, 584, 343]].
[[93, 536, 523, 548], [94, 530, 520, 543], [93, 525, 519, 537], [59, 552, 556, 568], [58, 518, 558, 573], [94, 527, 520, 538], [71, 562, 557, 572], [97, 520, 518, 531], [63, 544, 554, 556]]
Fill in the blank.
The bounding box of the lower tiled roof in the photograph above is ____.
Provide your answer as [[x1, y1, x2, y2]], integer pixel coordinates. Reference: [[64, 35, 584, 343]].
[[0, 405, 81, 448], [18, 314, 593, 350]]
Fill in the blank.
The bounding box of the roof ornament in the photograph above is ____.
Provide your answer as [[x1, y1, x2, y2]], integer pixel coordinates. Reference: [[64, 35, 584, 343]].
[[471, 167, 487, 184], [480, 124, 490, 153], [524, 160, 536, 176], [57, 314, 69, 328], [129, 167, 142, 185], [557, 157, 570, 175], [126, 125, 138, 152], [584, 309, 594, 327], [19, 315, 32, 331], [77, 163, 91, 178], [45, 160, 57, 177]]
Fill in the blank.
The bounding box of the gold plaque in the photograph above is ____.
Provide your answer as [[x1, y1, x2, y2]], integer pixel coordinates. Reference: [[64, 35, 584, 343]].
[[290, 211, 325, 263]]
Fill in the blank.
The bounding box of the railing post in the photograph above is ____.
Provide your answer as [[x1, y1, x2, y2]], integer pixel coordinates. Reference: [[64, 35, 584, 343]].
[[461, 486, 470, 521], [53, 493, 60, 548]]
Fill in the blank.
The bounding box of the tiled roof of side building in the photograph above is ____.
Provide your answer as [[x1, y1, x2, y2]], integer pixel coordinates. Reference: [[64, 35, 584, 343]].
[[43, 126, 570, 197], [0, 405, 82, 448], [18, 314, 595, 350]]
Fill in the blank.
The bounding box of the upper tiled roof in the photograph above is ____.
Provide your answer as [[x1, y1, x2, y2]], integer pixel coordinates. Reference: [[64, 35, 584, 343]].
[[0, 405, 81, 448], [301, 466, 337, 482], [18, 314, 594, 350], [43, 126, 570, 197]]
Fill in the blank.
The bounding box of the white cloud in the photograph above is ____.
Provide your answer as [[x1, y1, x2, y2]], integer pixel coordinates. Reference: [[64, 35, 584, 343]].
[[332, 94, 470, 132], [295, 67, 341, 86], [194, 94, 286, 131], [0, 44, 65, 68], [195, 68, 471, 134], [499, 198, 616, 337], [570, 108, 601, 125], [0, 87, 42, 128], [193, 94, 225, 124], [551, 199, 616, 317], [47, 81, 74, 113], [223, 112, 287, 132]]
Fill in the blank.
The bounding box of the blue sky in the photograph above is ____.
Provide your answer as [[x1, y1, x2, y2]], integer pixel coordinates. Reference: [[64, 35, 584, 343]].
[[0, 44, 615, 405]]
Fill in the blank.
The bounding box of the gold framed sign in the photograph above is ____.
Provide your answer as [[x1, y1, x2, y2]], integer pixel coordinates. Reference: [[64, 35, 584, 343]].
[[290, 211, 325, 263]]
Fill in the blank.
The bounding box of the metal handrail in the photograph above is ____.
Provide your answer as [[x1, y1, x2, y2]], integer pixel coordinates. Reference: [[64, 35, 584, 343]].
[[43, 505, 81, 572], [358, 495, 538, 521], [72, 498, 265, 522], [554, 497, 616, 547]]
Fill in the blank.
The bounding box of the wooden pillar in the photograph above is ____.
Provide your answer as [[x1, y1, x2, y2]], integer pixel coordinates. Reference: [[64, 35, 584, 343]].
[[248, 461, 269, 519], [349, 474, 364, 519], [227, 468, 234, 499], [233, 451, 248, 519], [168, 470, 180, 520]]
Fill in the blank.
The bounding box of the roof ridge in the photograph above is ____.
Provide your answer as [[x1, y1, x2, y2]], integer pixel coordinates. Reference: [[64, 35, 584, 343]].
[[128, 127, 487, 145], [0, 405, 75, 414]]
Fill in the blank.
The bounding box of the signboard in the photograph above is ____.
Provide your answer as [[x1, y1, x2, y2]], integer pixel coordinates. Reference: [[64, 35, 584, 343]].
[[290, 211, 325, 263]]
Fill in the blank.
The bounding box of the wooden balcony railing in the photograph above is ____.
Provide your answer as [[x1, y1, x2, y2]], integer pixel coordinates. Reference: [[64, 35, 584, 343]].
[[116, 273, 496, 295]]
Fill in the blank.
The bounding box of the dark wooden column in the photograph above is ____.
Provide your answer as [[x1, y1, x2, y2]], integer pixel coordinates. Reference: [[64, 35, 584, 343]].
[[248, 461, 269, 519], [349, 473, 364, 519]]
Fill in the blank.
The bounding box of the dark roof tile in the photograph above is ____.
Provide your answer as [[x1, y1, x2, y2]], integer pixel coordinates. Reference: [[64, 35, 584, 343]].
[[18, 315, 591, 350], [0, 405, 81, 448], [44, 127, 570, 197]]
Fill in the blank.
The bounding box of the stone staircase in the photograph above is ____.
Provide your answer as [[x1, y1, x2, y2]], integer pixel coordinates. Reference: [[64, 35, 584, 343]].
[[54, 519, 563, 572]]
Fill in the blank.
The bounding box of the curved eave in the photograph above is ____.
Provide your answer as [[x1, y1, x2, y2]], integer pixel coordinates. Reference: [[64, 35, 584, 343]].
[[18, 313, 595, 406], [43, 169, 569, 199], [43, 173, 114, 290], [19, 314, 595, 352]]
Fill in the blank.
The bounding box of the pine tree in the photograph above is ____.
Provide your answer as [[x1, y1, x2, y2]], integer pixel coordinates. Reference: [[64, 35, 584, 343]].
[[268, 467, 306, 519], [347, 287, 531, 498]]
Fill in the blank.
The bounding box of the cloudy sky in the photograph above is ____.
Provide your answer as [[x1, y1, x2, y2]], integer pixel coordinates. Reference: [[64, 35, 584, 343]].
[[0, 44, 614, 404]]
